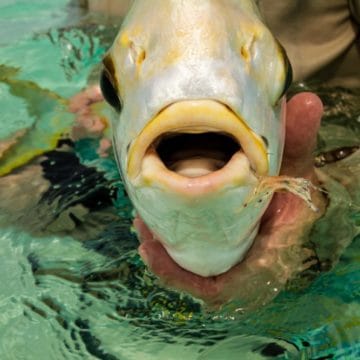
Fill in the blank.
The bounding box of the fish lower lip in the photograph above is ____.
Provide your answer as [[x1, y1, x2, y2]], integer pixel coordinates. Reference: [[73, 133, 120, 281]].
[[140, 147, 258, 196], [127, 100, 268, 192]]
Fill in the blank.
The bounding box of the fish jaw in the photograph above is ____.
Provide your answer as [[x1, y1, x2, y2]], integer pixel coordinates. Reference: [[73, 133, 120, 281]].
[[132, 186, 265, 277]]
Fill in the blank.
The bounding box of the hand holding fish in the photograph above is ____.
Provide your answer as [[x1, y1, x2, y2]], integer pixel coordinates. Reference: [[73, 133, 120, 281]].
[[99, 1, 330, 309], [69, 85, 112, 157], [69, 85, 105, 140], [134, 92, 327, 309]]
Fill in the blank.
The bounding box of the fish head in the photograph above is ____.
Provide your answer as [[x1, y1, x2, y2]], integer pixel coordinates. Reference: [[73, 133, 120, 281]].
[[100, 0, 292, 277]]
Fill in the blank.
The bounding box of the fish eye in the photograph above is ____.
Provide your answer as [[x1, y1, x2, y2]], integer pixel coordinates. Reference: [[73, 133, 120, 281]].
[[100, 69, 122, 112], [281, 55, 293, 98], [277, 41, 293, 99]]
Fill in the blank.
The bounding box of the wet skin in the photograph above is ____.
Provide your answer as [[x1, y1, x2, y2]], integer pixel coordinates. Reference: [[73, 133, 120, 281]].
[[134, 92, 327, 309]]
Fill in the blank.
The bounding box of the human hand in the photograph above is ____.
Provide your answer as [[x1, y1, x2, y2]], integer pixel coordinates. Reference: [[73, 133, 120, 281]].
[[134, 92, 327, 310], [69, 85, 111, 157]]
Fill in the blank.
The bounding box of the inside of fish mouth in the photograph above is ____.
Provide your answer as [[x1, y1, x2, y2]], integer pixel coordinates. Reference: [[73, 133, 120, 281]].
[[153, 132, 241, 178]]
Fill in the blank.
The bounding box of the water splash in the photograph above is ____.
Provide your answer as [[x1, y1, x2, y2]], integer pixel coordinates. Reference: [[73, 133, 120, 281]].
[[247, 175, 320, 212]]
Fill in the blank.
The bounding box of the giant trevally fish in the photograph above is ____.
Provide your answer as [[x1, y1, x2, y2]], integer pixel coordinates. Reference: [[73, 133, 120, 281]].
[[100, 0, 295, 277]]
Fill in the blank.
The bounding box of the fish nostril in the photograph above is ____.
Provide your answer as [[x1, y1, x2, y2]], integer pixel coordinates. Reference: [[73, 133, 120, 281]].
[[129, 42, 146, 67], [238, 32, 258, 62], [137, 49, 146, 65], [240, 45, 251, 61]]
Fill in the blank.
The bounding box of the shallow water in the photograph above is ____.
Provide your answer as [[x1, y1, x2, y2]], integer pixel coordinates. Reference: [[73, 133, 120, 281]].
[[0, 2, 359, 359]]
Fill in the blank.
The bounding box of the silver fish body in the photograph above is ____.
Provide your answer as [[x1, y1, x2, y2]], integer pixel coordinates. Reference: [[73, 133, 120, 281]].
[[101, 0, 291, 276]]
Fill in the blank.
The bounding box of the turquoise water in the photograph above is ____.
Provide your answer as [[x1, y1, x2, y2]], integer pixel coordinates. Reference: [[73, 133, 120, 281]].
[[0, 1, 359, 359]]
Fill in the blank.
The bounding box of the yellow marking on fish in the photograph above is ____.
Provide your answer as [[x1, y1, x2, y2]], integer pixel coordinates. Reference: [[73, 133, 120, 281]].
[[119, 32, 131, 47], [161, 48, 182, 68]]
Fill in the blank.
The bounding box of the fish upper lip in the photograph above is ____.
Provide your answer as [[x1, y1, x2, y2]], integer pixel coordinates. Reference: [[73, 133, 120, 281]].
[[127, 100, 268, 195]]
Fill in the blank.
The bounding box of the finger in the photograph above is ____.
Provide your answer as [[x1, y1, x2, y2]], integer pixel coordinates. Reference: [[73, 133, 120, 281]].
[[284, 92, 323, 161], [85, 85, 103, 103], [69, 85, 104, 113], [133, 216, 154, 243], [97, 138, 112, 158], [69, 92, 89, 113]]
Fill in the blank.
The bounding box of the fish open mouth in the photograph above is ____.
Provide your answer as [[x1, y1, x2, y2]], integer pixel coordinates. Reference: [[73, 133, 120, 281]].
[[156, 132, 240, 177], [128, 100, 268, 195]]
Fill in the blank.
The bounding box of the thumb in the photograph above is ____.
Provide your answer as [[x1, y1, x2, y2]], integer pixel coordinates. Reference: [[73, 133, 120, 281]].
[[282, 92, 323, 176]]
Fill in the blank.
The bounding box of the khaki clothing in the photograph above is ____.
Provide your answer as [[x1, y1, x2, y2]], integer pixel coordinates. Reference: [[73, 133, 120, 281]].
[[258, 0, 360, 87]]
